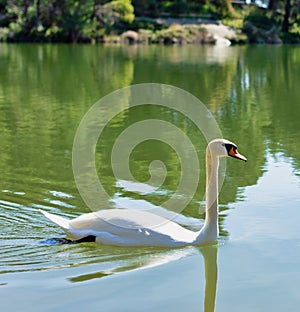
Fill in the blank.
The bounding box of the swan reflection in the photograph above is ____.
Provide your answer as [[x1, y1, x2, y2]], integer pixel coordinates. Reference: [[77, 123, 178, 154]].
[[68, 245, 218, 312]]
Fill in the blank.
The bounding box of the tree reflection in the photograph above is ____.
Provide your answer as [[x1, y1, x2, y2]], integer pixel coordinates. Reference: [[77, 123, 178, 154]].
[[1, 44, 299, 249]]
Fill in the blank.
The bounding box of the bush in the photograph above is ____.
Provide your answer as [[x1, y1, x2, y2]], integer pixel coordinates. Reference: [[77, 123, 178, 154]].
[[155, 24, 213, 44]]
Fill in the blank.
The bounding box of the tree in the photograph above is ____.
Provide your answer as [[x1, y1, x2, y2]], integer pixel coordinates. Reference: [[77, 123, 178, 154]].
[[55, 0, 94, 42], [282, 0, 291, 32], [225, 0, 236, 17], [94, 0, 134, 34]]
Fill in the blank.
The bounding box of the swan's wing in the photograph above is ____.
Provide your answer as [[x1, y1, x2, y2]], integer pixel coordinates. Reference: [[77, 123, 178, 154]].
[[90, 209, 197, 243], [112, 197, 203, 229], [88, 209, 187, 232]]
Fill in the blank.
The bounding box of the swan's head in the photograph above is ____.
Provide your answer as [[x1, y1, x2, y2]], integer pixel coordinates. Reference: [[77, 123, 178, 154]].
[[208, 139, 247, 161]]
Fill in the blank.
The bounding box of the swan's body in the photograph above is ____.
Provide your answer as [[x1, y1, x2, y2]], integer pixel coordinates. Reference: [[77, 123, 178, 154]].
[[41, 139, 246, 246], [42, 209, 201, 246]]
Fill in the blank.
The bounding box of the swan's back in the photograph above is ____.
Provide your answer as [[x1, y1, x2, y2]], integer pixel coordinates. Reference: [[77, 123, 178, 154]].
[[72, 209, 175, 229]]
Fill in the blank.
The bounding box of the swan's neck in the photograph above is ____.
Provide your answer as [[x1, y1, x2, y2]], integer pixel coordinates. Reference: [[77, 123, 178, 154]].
[[205, 149, 219, 230], [194, 148, 219, 244]]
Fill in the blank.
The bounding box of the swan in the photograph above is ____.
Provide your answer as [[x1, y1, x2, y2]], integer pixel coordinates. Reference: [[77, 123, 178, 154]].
[[41, 139, 246, 247]]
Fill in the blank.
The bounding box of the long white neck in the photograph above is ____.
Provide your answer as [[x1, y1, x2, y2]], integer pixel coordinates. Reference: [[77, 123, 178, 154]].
[[194, 147, 219, 244]]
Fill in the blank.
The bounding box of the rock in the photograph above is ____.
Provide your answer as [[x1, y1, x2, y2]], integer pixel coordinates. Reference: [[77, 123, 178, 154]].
[[213, 35, 231, 46], [122, 30, 139, 44]]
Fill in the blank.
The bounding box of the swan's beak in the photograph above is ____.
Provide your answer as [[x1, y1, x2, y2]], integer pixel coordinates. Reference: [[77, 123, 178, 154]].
[[228, 146, 247, 162]]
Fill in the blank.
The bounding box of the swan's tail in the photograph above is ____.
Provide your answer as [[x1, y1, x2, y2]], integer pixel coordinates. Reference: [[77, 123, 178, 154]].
[[40, 210, 96, 244], [40, 209, 70, 231]]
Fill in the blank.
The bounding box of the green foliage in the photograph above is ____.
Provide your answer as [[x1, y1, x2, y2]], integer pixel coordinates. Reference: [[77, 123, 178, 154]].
[[108, 0, 134, 24], [0, 0, 134, 42], [55, 0, 95, 42], [290, 22, 300, 36], [242, 1, 300, 43], [244, 10, 278, 30], [154, 24, 213, 44], [131, 17, 167, 32], [0, 0, 299, 43], [222, 17, 244, 30], [94, 0, 134, 35]]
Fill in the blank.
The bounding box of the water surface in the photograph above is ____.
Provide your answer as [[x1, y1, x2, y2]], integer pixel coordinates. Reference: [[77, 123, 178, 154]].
[[0, 44, 300, 311]]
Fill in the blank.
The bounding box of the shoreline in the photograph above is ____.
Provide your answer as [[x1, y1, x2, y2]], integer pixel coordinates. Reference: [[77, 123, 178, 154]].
[[1, 19, 299, 45]]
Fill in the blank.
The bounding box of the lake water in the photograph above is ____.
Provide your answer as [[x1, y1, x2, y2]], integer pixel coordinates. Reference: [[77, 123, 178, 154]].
[[0, 43, 300, 311]]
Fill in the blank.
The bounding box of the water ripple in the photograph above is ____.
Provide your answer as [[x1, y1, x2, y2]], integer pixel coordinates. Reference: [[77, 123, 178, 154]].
[[0, 187, 202, 278]]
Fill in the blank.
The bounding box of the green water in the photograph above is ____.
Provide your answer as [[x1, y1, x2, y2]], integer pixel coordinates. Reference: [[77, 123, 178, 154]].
[[0, 44, 300, 311]]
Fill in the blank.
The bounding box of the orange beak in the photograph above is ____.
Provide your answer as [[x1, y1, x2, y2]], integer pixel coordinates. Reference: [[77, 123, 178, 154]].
[[229, 146, 247, 162]]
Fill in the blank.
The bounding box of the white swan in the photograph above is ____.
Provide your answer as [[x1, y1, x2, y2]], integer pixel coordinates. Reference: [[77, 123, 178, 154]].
[[41, 139, 246, 247]]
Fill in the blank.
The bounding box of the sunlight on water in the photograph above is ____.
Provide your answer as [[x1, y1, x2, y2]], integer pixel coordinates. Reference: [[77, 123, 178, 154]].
[[116, 179, 160, 195]]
